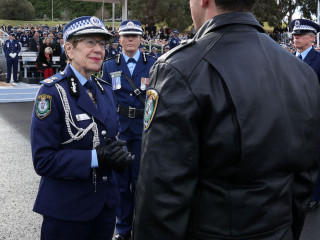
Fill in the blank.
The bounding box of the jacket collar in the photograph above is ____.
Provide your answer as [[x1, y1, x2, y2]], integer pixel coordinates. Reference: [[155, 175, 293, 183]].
[[63, 65, 105, 124], [194, 12, 264, 40]]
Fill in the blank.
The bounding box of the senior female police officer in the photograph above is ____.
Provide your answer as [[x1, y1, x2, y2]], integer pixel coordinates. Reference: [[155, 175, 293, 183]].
[[31, 16, 133, 240]]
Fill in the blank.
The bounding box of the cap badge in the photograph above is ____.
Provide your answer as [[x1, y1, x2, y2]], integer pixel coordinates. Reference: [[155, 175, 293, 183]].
[[90, 16, 103, 27], [295, 20, 300, 27], [127, 21, 134, 28]]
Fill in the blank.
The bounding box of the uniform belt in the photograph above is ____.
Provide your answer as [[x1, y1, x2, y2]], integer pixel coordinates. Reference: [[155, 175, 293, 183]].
[[118, 105, 144, 118]]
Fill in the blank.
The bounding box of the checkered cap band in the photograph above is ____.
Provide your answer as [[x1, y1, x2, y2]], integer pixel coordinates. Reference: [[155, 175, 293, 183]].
[[293, 24, 317, 33], [64, 16, 110, 42]]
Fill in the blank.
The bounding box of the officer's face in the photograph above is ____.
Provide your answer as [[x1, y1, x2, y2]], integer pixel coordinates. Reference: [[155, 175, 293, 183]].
[[293, 33, 314, 52], [119, 34, 141, 56], [65, 34, 106, 79]]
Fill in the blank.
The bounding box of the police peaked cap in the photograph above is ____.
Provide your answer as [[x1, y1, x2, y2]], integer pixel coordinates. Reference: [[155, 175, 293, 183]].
[[118, 20, 143, 35], [291, 19, 320, 34], [63, 16, 112, 42]]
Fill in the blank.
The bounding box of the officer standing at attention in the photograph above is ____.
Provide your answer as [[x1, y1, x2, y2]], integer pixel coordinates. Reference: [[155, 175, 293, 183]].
[[291, 18, 320, 210], [102, 20, 156, 240], [291, 19, 320, 82], [169, 29, 181, 49], [30, 16, 133, 240], [3, 32, 21, 83], [133, 0, 320, 239]]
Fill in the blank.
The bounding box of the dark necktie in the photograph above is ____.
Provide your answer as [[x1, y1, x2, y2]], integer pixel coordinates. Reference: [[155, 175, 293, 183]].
[[84, 80, 96, 103], [298, 54, 302, 60], [127, 58, 136, 64]]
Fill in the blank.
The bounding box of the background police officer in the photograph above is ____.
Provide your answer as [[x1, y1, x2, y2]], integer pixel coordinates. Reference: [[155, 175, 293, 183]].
[[291, 18, 320, 82], [3, 32, 21, 83], [169, 29, 181, 49], [291, 18, 320, 210], [102, 20, 156, 240]]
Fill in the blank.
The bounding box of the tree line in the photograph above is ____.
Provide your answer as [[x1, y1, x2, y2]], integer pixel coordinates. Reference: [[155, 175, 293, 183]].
[[0, 0, 318, 32]]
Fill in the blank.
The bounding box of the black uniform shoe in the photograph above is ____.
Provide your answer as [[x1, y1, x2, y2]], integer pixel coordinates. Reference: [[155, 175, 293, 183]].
[[308, 201, 320, 210], [115, 233, 130, 240]]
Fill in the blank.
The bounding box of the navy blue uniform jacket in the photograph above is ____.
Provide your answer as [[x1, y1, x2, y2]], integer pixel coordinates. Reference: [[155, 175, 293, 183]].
[[303, 47, 320, 82], [3, 39, 21, 60], [102, 53, 156, 135], [31, 64, 120, 221]]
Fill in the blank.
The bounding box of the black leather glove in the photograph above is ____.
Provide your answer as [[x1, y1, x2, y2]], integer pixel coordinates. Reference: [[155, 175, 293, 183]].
[[96, 140, 134, 172]]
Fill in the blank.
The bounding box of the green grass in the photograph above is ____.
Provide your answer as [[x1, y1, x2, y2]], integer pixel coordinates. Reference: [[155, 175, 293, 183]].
[[0, 19, 120, 28], [0, 19, 273, 33]]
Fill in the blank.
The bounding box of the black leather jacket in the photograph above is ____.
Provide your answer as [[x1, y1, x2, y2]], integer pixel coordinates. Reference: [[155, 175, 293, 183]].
[[133, 12, 320, 240]]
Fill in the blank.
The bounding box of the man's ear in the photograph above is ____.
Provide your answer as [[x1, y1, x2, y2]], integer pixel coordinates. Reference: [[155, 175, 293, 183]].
[[201, 0, 209, 7], [64, 42, 73, 60]]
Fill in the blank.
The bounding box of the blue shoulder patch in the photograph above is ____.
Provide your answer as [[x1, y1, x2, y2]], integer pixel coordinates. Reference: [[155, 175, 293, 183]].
[[40, 72, 64, 86]]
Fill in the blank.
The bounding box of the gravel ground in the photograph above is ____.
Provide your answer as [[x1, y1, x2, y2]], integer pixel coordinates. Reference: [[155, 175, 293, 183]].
[[0, 104, 41, 240]]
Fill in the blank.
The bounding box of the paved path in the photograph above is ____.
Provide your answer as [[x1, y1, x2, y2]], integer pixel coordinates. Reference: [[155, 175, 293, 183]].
[[0, 82, 40, 103], [0, 101, 319, 239]]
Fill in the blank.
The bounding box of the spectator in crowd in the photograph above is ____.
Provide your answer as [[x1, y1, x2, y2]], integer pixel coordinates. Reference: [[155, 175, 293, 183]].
[[31, 16, 133, 240], [133, 0, 320, 239], [3, 32, 21, 83], [164, 26, 171, 40], [102, 20, 156, 240], [7, 24, 12, 32], [58, 37, 67, 70], [190, 24, 196, 38], [158, 27, 165, 39], [29, 31, 41, 52], [1, 23, 6, 32], [49, 33, 59, 56], [40, 37, 53, 55], [36, 46, 53, 79]]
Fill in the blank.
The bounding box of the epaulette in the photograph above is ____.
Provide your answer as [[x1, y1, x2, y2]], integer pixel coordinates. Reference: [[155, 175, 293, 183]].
[[162, 39, 196, 61], [41, 71, 65, 86], [92, 75, 110, 85], [146, 54, 157, 60], [92, 76, 107, 94]]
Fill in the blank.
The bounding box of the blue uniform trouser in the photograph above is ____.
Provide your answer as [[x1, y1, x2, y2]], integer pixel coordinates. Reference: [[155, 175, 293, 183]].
[[116, 130, 141, 237], [6, 57, 18, 82], [40, 204, 116, 240]]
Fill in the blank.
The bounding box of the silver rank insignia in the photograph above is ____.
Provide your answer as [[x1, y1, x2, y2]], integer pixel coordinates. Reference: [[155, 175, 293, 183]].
[[144, 88, 159, 132], [35, 94, 52, 119], [43, 79, 53, 84]]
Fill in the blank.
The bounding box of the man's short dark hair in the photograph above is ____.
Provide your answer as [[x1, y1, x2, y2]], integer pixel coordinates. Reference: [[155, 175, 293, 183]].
[[215, 0, 258, 12]]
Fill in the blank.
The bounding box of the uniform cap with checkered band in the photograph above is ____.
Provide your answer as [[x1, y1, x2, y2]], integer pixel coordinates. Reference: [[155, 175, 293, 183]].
[[118, 20, 143, 36], [290, 19, 320, 35], [63, 16, 112, 42]]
